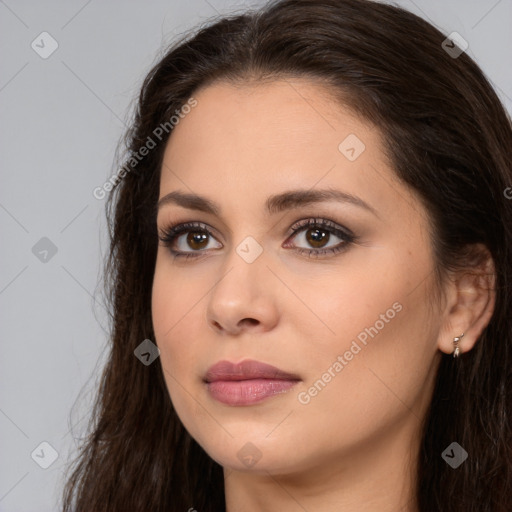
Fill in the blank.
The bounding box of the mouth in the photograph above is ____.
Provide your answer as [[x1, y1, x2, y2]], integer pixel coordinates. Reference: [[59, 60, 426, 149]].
[[203, 359, 301, 406]]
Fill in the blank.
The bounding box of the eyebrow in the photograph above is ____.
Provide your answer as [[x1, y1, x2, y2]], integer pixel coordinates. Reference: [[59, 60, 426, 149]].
[[157, 188, 379, 218]]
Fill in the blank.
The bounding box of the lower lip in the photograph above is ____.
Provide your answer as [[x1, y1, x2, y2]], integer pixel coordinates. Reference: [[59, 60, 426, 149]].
[[206, 379, 299, 406]]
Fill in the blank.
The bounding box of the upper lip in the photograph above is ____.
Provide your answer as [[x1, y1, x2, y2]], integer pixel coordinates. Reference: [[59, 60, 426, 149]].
[[204, 359, 301, 383]]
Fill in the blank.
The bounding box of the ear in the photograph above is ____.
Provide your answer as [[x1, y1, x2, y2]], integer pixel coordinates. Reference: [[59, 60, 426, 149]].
[[437, 244, 496, 356]]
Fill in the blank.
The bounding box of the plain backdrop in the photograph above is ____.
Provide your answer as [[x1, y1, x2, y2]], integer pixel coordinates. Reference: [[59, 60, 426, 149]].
[[1, 0, 511, 510]]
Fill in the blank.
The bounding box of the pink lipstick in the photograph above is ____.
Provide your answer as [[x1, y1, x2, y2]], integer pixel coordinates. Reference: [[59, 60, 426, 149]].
[[204, 359, 301, 406]]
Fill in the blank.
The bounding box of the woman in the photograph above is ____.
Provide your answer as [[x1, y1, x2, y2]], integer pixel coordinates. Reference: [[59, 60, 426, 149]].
[[61, 0, 512, 510]]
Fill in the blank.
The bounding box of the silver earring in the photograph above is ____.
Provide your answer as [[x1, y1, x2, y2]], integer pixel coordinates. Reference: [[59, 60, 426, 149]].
[[453, 333, 464, 358]]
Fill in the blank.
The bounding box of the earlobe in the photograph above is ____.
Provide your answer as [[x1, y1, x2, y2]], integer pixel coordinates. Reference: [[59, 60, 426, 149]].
[[437, 245, 496, 356]]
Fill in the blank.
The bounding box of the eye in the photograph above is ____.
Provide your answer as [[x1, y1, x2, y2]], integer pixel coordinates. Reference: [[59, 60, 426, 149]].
[[158, 222, 221, 260], [283, 218, 356, 258], [157, 218, 357, 260]]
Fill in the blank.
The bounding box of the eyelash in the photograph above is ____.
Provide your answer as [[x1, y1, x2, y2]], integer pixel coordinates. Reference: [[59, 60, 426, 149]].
[[157, 218, 358, 261]]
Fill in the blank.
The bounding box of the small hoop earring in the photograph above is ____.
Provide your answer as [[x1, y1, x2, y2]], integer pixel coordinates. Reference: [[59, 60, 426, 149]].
[[453, 333, 464, 358]]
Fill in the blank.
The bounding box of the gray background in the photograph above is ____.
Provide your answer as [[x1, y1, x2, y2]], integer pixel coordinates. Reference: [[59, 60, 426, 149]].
[[1, 1, 511, 510]]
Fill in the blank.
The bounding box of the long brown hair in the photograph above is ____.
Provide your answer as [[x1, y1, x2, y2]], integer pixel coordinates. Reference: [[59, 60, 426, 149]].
[[61, 0, 512, 510]]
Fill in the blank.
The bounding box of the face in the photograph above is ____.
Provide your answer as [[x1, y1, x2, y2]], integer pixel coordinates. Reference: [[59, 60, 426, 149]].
[[151, 79, 444, 476]]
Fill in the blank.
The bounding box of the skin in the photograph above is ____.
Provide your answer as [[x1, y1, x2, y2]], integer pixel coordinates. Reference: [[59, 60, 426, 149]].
[[151, 79, 495, 512]]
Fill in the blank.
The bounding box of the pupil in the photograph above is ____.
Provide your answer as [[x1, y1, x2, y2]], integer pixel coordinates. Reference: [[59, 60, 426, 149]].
[[187, 231, 208, 249], [307, 228, 328, 248]]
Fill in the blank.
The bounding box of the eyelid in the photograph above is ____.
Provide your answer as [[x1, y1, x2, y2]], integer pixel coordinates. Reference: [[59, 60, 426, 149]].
[[157, 217, 224, 242], [158, 215, 354, 241], [286, 217, 355, 239]]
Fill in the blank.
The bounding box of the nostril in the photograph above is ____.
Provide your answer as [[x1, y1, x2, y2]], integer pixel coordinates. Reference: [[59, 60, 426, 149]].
[[240, 318, 259, 327]]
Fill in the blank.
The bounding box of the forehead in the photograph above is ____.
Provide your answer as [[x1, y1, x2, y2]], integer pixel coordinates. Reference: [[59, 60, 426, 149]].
[[168, 78, 370, 149], [158, 79, 425, 231], [161, 80, 382, 186]]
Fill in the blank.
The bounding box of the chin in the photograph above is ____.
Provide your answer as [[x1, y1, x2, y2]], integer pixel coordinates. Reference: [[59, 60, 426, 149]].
[[198, 436, 306, 476]]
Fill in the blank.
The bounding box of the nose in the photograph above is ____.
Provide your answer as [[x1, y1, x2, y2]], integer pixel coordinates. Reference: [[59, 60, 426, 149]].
[[205, 243, 280, 336]]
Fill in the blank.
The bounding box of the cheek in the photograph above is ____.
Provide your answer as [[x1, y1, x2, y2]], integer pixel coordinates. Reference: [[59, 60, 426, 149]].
[[151, 258, 203, 378], [291, 250, 413, 355], [151, 270, 207, 427], [293, 245, 435, 396], [151, 250, 205, 338]]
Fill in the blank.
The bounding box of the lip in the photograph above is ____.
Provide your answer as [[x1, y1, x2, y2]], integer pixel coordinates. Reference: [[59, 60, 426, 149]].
[[204, 359, 301, 406], [204, 359, 300, 382]]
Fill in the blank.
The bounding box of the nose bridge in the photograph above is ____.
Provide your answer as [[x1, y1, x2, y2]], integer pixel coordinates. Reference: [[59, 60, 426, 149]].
[[218, 203, 269, 268], [216, 230, 269, 291], [205, 228, 278, 332]]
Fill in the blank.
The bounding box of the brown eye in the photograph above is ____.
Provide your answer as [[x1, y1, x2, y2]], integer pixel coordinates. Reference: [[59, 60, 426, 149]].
[[285, 218, 355, 257], [186, 231, 209, 250], [158, 218, 357, 260], [158, 222, 222, 256], [304, 227, 330, 248]]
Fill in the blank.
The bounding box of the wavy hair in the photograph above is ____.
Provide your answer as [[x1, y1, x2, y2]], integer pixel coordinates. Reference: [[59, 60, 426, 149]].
[[61, 0, 512, 510]]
